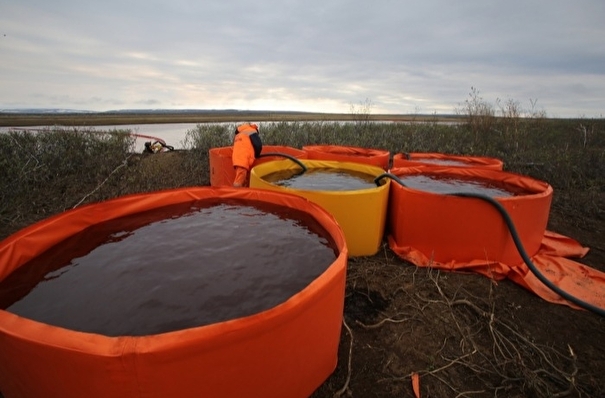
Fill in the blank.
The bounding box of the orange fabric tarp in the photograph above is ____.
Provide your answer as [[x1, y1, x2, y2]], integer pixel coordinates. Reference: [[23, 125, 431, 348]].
[[210, 145, 308, 187], [387, 166, 605, 311], [0, 187, 348, 398], [303, 145, 390, 170], [392, 152, 504, 170]]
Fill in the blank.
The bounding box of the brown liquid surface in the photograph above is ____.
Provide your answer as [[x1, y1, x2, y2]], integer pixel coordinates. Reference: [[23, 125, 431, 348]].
[[264, 168, 376, 191], [398, 174, 528, 197], [0, 199, 337, 336], [411, 158, 471, 166]]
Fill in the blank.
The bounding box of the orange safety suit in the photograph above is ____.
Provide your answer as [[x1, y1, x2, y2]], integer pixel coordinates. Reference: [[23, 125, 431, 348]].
[[232, 123, 261, 187]]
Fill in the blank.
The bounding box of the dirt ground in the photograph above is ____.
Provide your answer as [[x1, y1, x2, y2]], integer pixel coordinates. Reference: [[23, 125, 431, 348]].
[[311, 198, 605, 398], [2, 151, 604, 398], [126, 154, 605, 397]]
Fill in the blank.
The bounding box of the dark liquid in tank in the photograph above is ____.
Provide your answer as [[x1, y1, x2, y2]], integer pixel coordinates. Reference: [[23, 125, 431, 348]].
[[0, 199, 338, 337], [264, 168, 376, 191], [397, 174, 527, 197], [412, 158, 470, 167]]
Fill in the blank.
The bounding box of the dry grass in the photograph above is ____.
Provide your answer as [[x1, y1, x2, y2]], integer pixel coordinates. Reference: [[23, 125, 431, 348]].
[[2, 116, 604, 240], [318, 256, 592, 397]]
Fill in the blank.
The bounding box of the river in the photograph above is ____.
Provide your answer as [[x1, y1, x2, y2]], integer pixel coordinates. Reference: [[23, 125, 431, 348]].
[[1, 119, 452, 153], [1, 123, 206, 152]]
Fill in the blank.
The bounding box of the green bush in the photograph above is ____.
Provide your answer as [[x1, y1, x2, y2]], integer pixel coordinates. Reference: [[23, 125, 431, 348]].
[[2, 116, 604, 240]]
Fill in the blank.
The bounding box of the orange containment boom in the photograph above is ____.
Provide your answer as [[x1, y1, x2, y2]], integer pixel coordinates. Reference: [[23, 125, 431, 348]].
[[0, 187, 348, 398]]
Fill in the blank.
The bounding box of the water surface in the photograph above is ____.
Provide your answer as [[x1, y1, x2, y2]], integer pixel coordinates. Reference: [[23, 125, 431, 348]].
[[0, 199, 337, 336], [264, 168, 377, 191]]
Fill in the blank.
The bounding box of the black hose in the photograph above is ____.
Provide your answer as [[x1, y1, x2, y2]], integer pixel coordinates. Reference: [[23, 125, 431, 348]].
[[376, 173, 605, 317], [258, 152, 307, 173], [454, 193, 605, 317], [374, 172, 406, 187]]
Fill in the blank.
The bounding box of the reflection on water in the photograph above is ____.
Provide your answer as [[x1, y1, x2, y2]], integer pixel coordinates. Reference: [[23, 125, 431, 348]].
[[1, 199, 336, 336], [398, 174, 527, 197], [264, 168, 377, 191]]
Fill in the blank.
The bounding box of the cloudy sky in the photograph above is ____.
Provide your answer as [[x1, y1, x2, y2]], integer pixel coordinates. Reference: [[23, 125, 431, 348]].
[[1, 1, 604, 117]]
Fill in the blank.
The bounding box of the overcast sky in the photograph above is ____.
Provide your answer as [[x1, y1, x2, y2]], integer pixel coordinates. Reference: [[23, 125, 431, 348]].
[[1, 1, 604, 117]]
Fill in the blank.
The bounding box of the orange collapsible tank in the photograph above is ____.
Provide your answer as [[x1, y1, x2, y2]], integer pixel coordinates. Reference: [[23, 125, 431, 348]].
[[385, 166, 605, 312], [0, 187, 347, 398], [210, 145, 307, 187], [387, 166, 550, 268], [392, 152, 503, 170], [303, 145, 390, 170]]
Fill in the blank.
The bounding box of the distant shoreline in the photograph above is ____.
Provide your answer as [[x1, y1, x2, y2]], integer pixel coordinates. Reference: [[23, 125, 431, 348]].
[[0, 111, 461, 127]]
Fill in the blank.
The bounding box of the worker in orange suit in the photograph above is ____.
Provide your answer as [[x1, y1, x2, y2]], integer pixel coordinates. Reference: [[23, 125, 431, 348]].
[[232, 123, 262, 187]]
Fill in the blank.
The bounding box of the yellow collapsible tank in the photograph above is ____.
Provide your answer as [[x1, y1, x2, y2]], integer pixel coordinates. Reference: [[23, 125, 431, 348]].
[[250, 160, 390, 257]]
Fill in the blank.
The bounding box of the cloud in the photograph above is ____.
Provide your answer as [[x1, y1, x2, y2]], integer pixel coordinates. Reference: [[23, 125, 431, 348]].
[[1, 0, 604, 117]]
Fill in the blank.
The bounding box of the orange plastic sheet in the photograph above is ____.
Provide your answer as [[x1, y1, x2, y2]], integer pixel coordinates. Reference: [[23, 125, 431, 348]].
[[303, 145, 390, 170], [392, 152, 503, 170], [0, 187, 348, 398], [387, 167, 605, 311], [209, 145, 307, 187]]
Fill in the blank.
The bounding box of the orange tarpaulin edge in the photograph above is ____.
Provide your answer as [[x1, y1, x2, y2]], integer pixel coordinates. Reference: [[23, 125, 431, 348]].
[[411, 372, 421, 398], [388, 230, 604, 311]]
